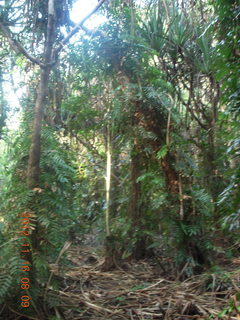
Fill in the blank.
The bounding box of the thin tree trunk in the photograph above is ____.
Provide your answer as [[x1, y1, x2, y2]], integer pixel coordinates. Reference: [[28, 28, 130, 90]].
[[103, 125, 117, 271], [129, 141, 142, 259], [105, 125, 111, 237], [128, 138, 151, 260], [27, 67, 51, 188], [129, 140, 141, 223], [161, 153, 179, 194]]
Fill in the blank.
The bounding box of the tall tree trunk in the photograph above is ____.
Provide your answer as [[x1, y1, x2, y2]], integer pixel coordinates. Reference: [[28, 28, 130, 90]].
[[27, 1, 55, 275], [27, 0, 55, 189]]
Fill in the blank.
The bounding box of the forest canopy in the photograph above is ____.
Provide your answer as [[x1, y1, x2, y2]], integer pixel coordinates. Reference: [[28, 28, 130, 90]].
[[0, 0, 239, 319]]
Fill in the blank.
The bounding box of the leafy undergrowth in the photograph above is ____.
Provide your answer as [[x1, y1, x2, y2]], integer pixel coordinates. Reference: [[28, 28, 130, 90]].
[[49, 245, 240, 320]]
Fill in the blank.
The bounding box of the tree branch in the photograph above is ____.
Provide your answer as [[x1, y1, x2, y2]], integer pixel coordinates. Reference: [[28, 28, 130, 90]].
[[80, 24, 107, 38], [0, 0, 107, 68], [52, 0, 107, 59], [0, 22, 41, 66]]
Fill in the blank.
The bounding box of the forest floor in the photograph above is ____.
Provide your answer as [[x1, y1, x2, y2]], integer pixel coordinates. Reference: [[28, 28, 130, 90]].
[[54, 244, 240, 320]]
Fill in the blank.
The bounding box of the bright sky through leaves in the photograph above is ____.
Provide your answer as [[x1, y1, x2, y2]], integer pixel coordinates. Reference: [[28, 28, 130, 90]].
[[70, 0, 107, 27]]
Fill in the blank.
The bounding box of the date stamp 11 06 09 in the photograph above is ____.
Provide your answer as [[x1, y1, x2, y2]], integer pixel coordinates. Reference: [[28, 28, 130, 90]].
[[19, 211, 31, 308]]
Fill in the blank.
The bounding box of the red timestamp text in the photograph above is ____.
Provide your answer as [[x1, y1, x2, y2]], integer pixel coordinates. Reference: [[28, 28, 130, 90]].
[[19, 212, 31, 308]]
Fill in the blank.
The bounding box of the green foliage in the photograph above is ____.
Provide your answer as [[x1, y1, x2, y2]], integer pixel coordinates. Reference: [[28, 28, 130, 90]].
[[219, 166, 240, 231], [0, 120, 78, 308], [0, 2, 239, 316], [55, 0, 238, 272], [213, 0, 240, 114], [218, 293, 240, 318], [191, 186, 213, 217], [115, 296, 126, 302], [0, 246, 26, 305], [156, 145, 168, 159], [141, 4, 165, 52]]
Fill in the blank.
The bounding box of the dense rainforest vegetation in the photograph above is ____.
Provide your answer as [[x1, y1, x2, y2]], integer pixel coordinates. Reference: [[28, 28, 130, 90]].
[[0, 0, 239, 319]]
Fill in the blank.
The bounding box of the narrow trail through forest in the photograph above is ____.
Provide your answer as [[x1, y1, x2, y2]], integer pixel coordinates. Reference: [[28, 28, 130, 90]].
[[53, 244, 240, 320]]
